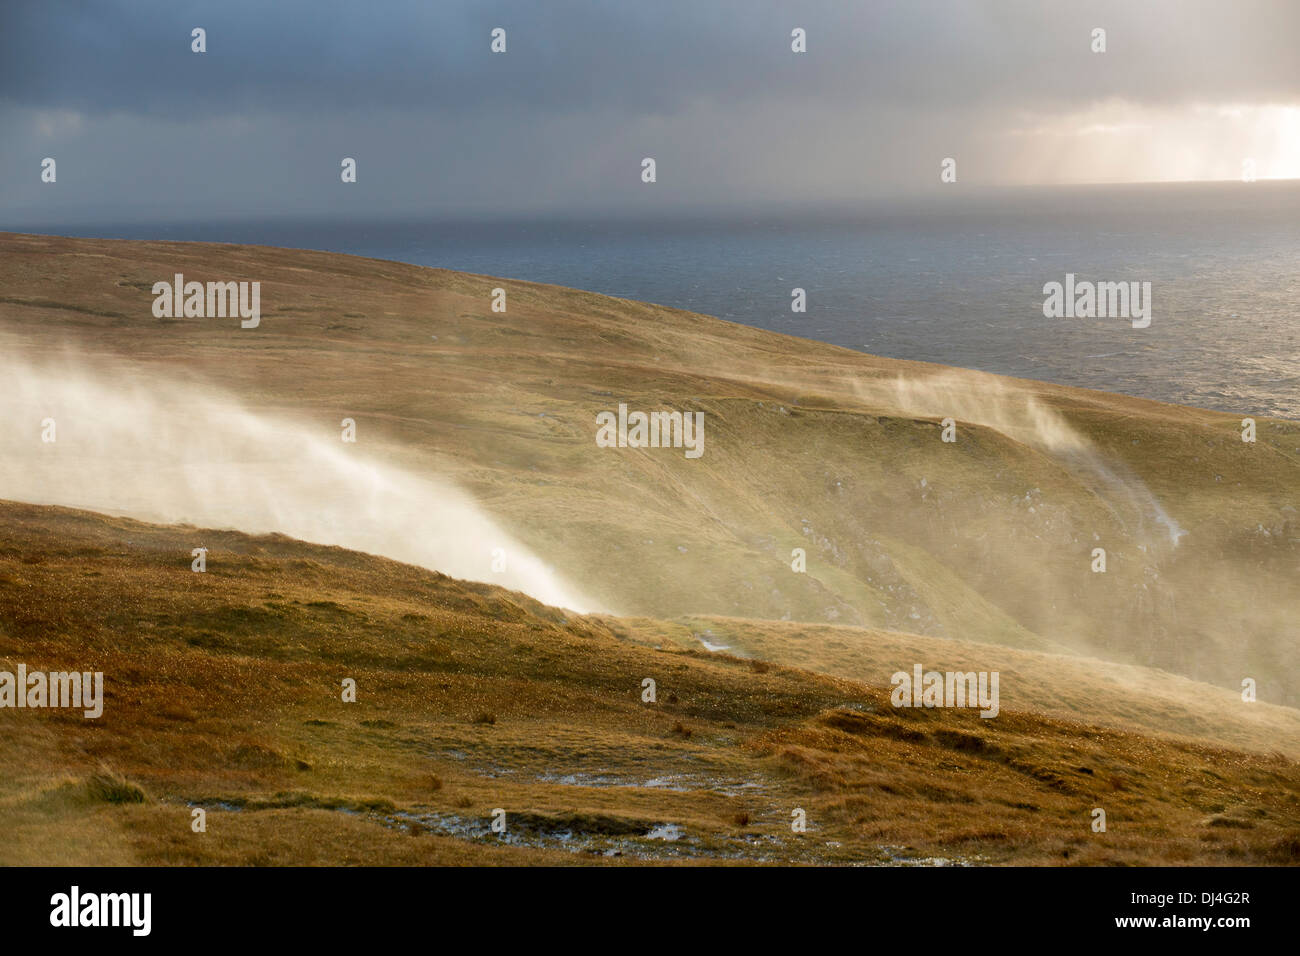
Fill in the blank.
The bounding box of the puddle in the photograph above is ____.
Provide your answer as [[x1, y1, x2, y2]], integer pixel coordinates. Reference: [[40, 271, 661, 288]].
[[535, 770, 768, 797], [382, 809, 702, 860], [181, 797, 976, 865], [645, 824, 683, 841], [878, 844, 978, 867]]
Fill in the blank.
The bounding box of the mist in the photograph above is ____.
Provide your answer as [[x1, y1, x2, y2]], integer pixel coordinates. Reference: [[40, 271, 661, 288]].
[[0, 355, 599, 613], [875, 369, 1187, 548]]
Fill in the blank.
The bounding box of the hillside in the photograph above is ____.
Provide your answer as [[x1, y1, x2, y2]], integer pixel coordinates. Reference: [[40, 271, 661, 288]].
[[0, 502, 1295, 866], [0, 232, 1296, 865], [1, 233, 1295, 706]]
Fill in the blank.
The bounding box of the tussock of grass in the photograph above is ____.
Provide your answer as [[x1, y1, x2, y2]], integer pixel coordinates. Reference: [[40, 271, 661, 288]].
[[85, 771, 148, 805], [35, 771, 149, 807]]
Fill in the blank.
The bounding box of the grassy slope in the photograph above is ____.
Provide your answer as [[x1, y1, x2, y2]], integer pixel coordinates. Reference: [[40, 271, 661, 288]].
[[0, 233, 1296, 865], [0, 502, 1296, 866], [0, 233, 1295, 706]]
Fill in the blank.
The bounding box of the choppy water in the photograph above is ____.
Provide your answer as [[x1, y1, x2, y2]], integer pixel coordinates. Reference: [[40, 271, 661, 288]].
[[27, 181, 1300, 418]]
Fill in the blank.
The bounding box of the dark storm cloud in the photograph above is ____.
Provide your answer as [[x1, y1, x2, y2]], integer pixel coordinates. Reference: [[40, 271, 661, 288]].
[[2, 0, 1298, 223], [5, 0, 1298, 116]]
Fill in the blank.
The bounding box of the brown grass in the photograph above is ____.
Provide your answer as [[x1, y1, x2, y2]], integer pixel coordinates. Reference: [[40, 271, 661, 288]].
[[0, 501, 1295, 866]]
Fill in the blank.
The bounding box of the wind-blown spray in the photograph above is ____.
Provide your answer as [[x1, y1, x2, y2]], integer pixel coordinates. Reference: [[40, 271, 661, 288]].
[[881, 370, 1186, 548], [0, 356, 597, 612]]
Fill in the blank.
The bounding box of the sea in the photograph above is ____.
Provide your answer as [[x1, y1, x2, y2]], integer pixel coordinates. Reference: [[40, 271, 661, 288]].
[[21, 181, 1300, 419]]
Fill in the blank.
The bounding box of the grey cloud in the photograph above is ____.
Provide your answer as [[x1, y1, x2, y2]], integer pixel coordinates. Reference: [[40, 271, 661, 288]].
[[5, 1, 1299, 118], [1, 0, 1297, 223]]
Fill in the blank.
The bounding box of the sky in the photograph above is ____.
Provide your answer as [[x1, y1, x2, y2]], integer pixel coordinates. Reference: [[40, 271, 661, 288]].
[[2, 0, 1299, 225]]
